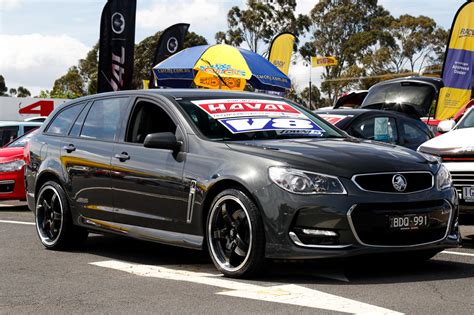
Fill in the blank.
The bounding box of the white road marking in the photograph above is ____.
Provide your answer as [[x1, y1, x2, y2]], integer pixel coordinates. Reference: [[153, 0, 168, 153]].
[[441, 250, 474, 257], [0, 219, 35, 225], [91, 260, 402, 314]]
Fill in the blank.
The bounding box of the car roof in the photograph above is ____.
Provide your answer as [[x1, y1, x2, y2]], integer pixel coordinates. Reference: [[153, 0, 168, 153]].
[[0, 121, 43, 127], [369, 76, 444, 90], [73, 89, 285, 103]]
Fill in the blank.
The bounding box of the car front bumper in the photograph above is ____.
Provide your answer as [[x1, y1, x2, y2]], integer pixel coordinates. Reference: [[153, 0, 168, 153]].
[[254, 180, 460, 260], [0, 168, 26, 200]]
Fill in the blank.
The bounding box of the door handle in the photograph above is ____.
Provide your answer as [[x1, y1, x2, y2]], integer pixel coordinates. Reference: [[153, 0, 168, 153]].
[[62, 144, 76, 153], [114, 152, 130, 162]]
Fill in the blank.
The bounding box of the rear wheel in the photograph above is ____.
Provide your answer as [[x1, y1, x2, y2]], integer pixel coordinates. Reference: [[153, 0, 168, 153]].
[[206, 188, 265, 278], [35, 181, 88, 250]]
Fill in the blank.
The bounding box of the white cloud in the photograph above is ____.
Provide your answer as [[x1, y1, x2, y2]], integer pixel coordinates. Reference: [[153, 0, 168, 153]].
[[0, 0, 21, 11], [136, 0, 239, 41], [0, 34, 89, 95]]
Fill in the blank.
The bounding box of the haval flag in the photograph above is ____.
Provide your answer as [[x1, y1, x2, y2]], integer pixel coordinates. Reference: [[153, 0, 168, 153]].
[[98, 0, 136, 93], [437, 1, 474, 120]]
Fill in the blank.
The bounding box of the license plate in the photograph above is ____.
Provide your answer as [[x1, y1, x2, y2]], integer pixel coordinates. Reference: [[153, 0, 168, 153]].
[[389, 214, 429, 230], [462, 186, 474, 202]]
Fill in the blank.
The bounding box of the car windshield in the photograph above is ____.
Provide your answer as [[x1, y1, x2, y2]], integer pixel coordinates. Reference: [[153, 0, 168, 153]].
[[6, 130, 38, 148], [457, 108, 474, 129], [176, 97, 344, 141]]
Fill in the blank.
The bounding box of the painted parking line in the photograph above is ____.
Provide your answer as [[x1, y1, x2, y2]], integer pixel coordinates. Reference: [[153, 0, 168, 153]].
[[91, 260, 402, 314], [0, 219, 34, 225], [441, 250, 474, 257]]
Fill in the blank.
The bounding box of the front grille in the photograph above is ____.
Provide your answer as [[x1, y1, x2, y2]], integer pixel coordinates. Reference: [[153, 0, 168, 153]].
[[352, 172, 433, 193], [0, 180, 15, 193], [348, 200, 451, 246], [450, 171, 474, 195]]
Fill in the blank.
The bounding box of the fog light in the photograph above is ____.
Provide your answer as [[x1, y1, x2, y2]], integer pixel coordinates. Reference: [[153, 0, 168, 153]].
[[302, 229, 337, 237]]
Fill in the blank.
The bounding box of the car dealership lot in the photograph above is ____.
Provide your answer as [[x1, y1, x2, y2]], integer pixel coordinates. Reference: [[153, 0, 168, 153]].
[[0, 204, 473, 314]]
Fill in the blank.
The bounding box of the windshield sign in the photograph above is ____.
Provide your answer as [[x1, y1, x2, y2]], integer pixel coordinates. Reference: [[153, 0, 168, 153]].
[[178, 98, 342, 141]]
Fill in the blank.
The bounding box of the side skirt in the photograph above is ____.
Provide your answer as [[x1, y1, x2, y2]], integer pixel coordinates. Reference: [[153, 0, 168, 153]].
[[78, 216, 203, 250]]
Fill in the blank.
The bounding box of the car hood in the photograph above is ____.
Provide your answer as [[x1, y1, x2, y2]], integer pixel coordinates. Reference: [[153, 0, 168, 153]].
[[0, 147, 24, 162], [419, 127, 474, 156], [226, 138, 433, 178]]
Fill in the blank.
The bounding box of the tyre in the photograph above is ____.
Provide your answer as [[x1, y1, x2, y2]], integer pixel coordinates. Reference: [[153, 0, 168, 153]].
[[206, 188, 265, 278], [35, 180, 88, 250]]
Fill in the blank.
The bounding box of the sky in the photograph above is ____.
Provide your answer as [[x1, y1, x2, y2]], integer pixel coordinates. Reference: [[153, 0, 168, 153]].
[[0, 0, 467, 96]]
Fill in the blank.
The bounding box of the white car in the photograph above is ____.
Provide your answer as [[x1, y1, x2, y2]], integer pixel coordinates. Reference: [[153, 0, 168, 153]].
[[418, 107, 474, 215]]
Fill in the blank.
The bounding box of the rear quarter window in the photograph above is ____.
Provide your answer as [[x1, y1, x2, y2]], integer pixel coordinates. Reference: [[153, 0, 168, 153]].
[[46, 102, 86, 135]]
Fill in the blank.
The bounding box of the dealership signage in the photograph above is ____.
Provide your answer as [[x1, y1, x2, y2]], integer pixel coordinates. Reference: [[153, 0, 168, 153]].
[[0, 97, 66, 120]]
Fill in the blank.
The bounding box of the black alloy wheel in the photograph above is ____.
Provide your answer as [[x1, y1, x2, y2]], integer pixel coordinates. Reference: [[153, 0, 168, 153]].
[[207, 188, 265, 278], [35, 181, 88, 249]]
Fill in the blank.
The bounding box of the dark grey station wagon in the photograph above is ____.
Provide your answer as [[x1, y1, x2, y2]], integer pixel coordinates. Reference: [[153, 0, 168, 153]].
[[25, 90, 460, 277]]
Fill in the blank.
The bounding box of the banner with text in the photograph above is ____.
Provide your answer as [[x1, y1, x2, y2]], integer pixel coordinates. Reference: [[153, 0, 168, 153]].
[[437, 1, 474, 120], [98, 0, 136, 92]]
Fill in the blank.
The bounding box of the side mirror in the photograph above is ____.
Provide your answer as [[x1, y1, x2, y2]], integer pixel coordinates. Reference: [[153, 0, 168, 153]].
[[143, 132, 181, 151], [437, 120, 456, 134]]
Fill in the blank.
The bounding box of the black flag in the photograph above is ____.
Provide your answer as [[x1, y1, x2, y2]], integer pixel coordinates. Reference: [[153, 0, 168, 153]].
[[149, 23, 189, 88], [98, 0, 136, 93]]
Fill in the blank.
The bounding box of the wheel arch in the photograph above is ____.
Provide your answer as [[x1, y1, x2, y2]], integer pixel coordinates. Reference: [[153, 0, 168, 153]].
[[35, 171, 63, 206], [200, 178, 263, 237]]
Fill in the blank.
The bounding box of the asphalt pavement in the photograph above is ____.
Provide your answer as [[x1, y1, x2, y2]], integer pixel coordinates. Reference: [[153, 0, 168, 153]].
[[0, 202, 473, 314]]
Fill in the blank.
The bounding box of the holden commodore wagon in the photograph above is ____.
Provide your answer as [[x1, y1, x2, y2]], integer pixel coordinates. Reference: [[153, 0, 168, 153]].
[[25, 90, 460, 278]]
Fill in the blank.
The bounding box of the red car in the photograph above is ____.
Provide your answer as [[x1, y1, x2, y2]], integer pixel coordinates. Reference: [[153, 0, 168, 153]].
[[0, 130, 38, 200]]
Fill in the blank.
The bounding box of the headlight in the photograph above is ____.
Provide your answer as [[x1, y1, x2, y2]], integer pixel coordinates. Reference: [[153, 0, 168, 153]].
[[436, 164, 452, 190], [0, 159, 25, 172], [268, 167, 346, 194], [418, 151, 442, 164]]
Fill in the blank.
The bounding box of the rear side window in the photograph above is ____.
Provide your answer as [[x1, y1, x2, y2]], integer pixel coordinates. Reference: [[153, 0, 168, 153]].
[[0, 126, 19, 146], [80, 97, 129, 142], [402, 121, 431, 145], [24, 125, 39, 133], [351, 116, 398, 144], [46, 103, 85, 135]]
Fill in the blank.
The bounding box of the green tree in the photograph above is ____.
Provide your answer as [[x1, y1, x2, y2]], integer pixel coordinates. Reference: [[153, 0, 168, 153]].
[[9, 88, 17, 97], [216, 0, 310, 53], [37, 90, 51, 98], [0, 75, 8, 96], [78, 42, 99, 95], [16, 86, 31, 97], [50, 66, 85, 99], [133, 31, 208, 89], [300, 0, 393, 103], [387, 15, 445, 72], [300, 84, 322, 109]]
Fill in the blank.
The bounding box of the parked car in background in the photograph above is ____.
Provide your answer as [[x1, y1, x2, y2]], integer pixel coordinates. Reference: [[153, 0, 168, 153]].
[[25, 90, 459, 278], [317, 109, 434, 150], [419, 106, 474, 217], [0, 121, 42, 146], [362, 76, 443, 118], [24, 116, 49, 123], [0, 130, 38, 200], [334, 90, 368, 109]]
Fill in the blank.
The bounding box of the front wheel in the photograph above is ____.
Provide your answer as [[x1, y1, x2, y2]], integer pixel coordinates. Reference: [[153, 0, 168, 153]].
[[206, 188, 265, 278], [35, 181, 88, 250]]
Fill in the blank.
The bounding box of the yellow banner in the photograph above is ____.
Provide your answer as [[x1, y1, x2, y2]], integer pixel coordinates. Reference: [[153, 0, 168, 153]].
[[311, 56, 338, 67], [142, 80, 150, 90], [268, 33, 295, 75], [436, 87, 472, 119], [436, 2, 474, 120]]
